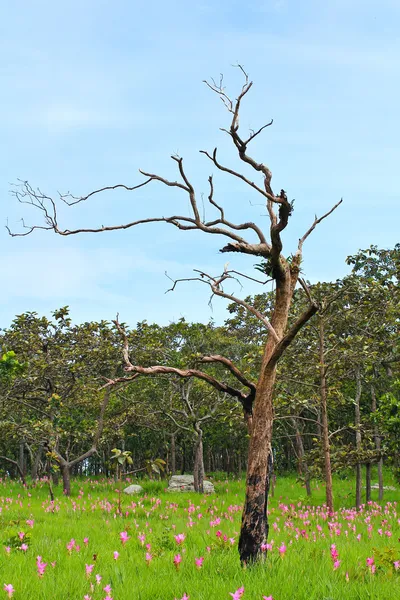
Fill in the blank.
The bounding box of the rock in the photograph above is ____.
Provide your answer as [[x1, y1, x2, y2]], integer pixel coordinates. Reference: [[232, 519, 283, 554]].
[[167, 474, 215, 493], [123, 484, 144, 495], [371, 484, 396, 491]]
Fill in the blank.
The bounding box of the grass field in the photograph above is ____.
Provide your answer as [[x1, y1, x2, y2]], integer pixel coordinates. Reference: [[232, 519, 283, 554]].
[[0, 472, 399, 600]]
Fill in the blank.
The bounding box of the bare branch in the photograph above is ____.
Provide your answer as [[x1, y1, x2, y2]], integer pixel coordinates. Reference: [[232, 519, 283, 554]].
[[297, 199, 343, 254], [200, 355, 256, 391]]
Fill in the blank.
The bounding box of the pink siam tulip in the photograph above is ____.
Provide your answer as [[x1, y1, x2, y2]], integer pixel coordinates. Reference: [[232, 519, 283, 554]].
[[394, 561, 400, 570], [103, 584, 112, 594], [333, 560, 341, 570], [36, 556, 47, 578], [278, 543, 286, 557], [96, 575, 102, 585], [85, 564, 94, 578], [119, 531, 130, 545], [83, 596, 92, 600], [113, 551, 119, 560], [173, 554, 182, 569], [195, 557, 204, 569], [174, 533, 186, 545], [26, 519, 34, 528], [263, 596, 274, 600], [20, 544, 28, 552], [229, 586, 245, 600], [145, 552, 153, 565], [66, 538, 76, 553], [3, 585, 14, 599]]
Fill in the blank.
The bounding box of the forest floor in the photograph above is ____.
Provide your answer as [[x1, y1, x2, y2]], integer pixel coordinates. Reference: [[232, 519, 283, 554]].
[[0, 472, 399, 600]]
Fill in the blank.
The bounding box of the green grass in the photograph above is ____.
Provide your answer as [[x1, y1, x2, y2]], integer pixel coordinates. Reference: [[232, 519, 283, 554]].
[[0, 471, 399, 600]]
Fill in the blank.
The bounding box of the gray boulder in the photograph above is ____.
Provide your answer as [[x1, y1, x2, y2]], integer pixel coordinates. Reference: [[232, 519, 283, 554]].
[[167, 474, 214, 493], [123, 484, 144, 495], [371, 484, 396, 491]]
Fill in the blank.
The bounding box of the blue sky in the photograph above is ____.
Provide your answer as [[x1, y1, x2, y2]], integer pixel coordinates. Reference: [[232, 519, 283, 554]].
[[1, 0, 399, 328]]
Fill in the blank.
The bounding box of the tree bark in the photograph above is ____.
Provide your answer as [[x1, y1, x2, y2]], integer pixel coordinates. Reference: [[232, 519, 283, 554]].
[[193, 427, 204, 493], [61, 463, 71, 496], [31, 445, 43, 480], [171, 432, 176, 475], [319, 316, 334, 513], [371, 383, 384, 501], [365, 462, 371, 503], [238, 278, 291, 563], [354, 367, 362, 510], [293, 418, 312, 497]]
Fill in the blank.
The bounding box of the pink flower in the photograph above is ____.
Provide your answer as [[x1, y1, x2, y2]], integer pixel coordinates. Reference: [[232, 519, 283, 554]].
[[3, 584, 14, 598], [278, 543, 286, 557], [330, 544, 339, 560], [145, 552, 152, 564], [20, 543, 28, 552], [36, 555, 47, 578], [366, 557, 374, 567], [4, 547, 11, 555], [83, 537, 89, 545], [103, 584, 112, 594], [95, 574, 102, 585], [113, 551, 119, 560], [26, 519, 34, 528], [263, 596, 274, 600], [119, 531, 130, 545], [394, 560, 400, 571], [67, 538, 76, 553], [104, 596, 113, 600], [229, 586, 245, 600], [173, 554, 182, 569], [174, 533, 186, 545], [333, 560, 341, 570], [17, 532, 25, 540], [84, 596, 92, 600], [195, 557, 204, 569], [85, 564, 94, 578]]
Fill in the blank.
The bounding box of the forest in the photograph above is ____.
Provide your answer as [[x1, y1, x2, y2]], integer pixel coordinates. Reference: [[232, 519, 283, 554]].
[[1, 243, 398, 502]]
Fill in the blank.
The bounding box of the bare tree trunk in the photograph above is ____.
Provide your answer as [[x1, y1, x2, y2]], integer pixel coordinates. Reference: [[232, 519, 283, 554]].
[[61, 464, 71, 496], [193, 427, 204, 493], [354, 367, 362, 510], [365, 462, 372, 503], [19, 440, 26, 478], [238, 280, 291, 564], [319, 316, 334, 513], [293, 419, 312, 497], [371, 383, 384, 501], [171, 433, 176, 475], [181, 441, 186, 475], [31, 445, 43, 480], [237, 449, 242, 479]]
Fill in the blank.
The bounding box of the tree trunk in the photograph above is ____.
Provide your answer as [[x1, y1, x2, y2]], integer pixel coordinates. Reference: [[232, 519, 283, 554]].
[[171, 433, 176, 475], [31, 445, 43, 480], [371, 383, 384, 501], [365, 462, 372, 503], [293, 419, 312, 497], [238, 278, 291, 564], [319, 316, 334, 513], [61, 464, 71, 496], [237, 449, 242, 479], [19, 440, 26, 478], [181, 441, 186, 475], [193, 428, 204, 493], [354, 367, 362, 510]]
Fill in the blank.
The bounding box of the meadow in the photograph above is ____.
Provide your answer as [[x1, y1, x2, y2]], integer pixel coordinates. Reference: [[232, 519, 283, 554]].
[[0, 473, 399, 600]]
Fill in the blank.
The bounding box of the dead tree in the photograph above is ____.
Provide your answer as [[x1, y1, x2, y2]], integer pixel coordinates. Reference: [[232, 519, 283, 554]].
[[8, 66, 341, 563]]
